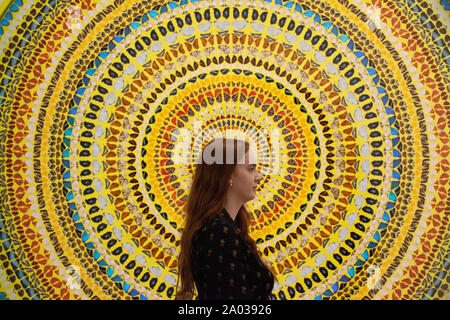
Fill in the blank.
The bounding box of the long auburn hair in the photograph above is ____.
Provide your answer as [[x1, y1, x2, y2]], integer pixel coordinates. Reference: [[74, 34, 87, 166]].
[[175, 137, 264, 300]]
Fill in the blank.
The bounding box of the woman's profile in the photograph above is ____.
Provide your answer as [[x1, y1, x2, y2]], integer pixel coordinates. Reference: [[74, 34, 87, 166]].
[[175, 137, 275, 300]]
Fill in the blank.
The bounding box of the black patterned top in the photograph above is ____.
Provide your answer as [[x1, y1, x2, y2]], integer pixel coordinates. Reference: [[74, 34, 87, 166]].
[[191, 208, 274, 300]]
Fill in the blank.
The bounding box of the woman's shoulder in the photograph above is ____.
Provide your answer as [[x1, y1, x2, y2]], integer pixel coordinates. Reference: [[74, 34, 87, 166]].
[[194, 211, 235, 240], [201, 212, 230, 232]]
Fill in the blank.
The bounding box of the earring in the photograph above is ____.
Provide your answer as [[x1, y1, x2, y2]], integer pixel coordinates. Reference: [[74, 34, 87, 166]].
[[230, 182, 232, 187]]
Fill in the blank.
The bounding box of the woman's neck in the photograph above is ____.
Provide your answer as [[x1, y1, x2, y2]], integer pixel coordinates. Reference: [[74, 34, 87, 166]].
[[222, 202, 241, 221]]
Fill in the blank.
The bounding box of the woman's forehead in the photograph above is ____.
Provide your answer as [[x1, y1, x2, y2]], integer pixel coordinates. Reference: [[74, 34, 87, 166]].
[[243, 149, 257, 165]]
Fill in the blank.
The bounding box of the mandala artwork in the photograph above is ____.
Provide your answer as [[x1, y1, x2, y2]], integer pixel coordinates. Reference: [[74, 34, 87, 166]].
[[0, 0, 449, 300]]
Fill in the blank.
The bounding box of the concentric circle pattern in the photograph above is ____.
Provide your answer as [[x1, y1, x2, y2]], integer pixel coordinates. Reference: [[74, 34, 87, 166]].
[[0, 0, 449, 300]]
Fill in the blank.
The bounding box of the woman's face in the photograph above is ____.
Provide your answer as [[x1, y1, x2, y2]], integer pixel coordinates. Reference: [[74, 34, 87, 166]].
[[229, 149, 262, 202]]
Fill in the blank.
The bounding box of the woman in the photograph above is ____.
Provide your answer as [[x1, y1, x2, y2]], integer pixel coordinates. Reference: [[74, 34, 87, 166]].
[[176, 137, 275, 300]]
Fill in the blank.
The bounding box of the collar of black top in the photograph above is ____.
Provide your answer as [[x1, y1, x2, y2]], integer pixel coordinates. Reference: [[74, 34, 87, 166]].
[[220, 207, 234, 223], [219, 207, 242, 234]]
